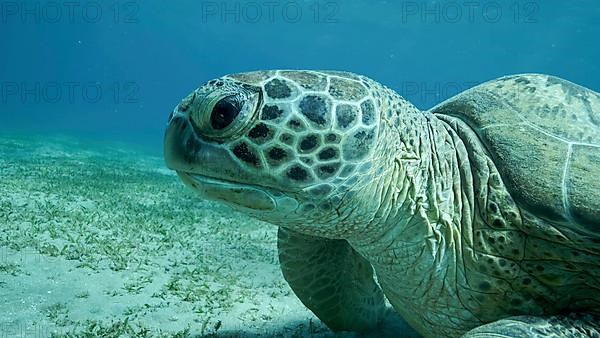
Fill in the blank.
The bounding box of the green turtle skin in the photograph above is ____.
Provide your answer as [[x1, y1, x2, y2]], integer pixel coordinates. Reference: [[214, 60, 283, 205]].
[[164, 71, 600, 337]]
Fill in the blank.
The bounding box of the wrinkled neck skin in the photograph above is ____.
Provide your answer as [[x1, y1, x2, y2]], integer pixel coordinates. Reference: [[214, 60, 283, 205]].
[[344, 94, 469, 256], [342, 98, 476, 337]]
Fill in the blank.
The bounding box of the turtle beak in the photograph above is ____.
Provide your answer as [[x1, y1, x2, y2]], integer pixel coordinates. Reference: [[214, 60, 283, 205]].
[[164, 114, 219, 172], [163, 112, 258, 181], [163, 98, 207, 171], [163, 114, 190, 171], [163, 112, 279, 212]]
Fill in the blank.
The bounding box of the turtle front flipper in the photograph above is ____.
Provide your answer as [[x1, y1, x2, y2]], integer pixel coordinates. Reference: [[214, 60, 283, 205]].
[[462, 315, 600, 337], [277, 227, 387, 332]]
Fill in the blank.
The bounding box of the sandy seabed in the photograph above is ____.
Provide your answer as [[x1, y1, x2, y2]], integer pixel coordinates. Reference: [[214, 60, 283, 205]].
[[0, 134, 419, 338]]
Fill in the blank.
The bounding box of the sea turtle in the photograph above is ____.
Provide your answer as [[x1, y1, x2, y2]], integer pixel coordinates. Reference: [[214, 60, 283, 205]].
[[163, 70, 600, 337]]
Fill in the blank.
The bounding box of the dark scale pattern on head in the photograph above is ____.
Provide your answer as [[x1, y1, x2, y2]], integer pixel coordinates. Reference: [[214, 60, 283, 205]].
[[265, 147, 289, 166], [287, 165, 310, 182], [233, 142, 260, 167], [287, 119, 305, 131], [318, 147, 339, 161], [299, 134, 320, 153], [299, 95, 331, 128], [268, 147, 287, 161], [335, 104, 358, 130], [261, 105, 284, 120], [301, 157, 314, 165], [326, 133, 341, 144], [279, 133, 294, 145], [329, 77, 368, 101], [317, 163, 340, 179], [265, 79, 292, 99], [342, 128, 376, 160], [248, 123, 274, 144], [361, 100, 376, 126]]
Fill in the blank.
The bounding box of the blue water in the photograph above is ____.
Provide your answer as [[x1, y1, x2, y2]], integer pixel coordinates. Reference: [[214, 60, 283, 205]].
[[1, 0, 599, 151]]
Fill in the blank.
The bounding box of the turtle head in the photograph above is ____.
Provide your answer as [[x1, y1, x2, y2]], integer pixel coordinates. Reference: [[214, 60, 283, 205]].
[[164, 70, 384, 236]]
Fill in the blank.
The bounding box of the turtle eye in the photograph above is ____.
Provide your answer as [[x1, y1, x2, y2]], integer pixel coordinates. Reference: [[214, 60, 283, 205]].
[[210, 96, 241, 130], [188, 83, 261, 140]]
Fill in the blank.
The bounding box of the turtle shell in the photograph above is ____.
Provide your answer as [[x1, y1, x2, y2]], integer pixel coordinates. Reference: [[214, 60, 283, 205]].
[[430, 74, 599, 236]]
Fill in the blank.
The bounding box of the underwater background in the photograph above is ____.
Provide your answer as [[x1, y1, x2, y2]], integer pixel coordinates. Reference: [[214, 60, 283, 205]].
[[2, 0, 599, 149], [1, 0, 599, 337]]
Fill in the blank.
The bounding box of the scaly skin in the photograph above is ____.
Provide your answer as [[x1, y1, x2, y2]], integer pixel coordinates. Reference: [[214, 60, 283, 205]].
[[164, 71, 600, 337]]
